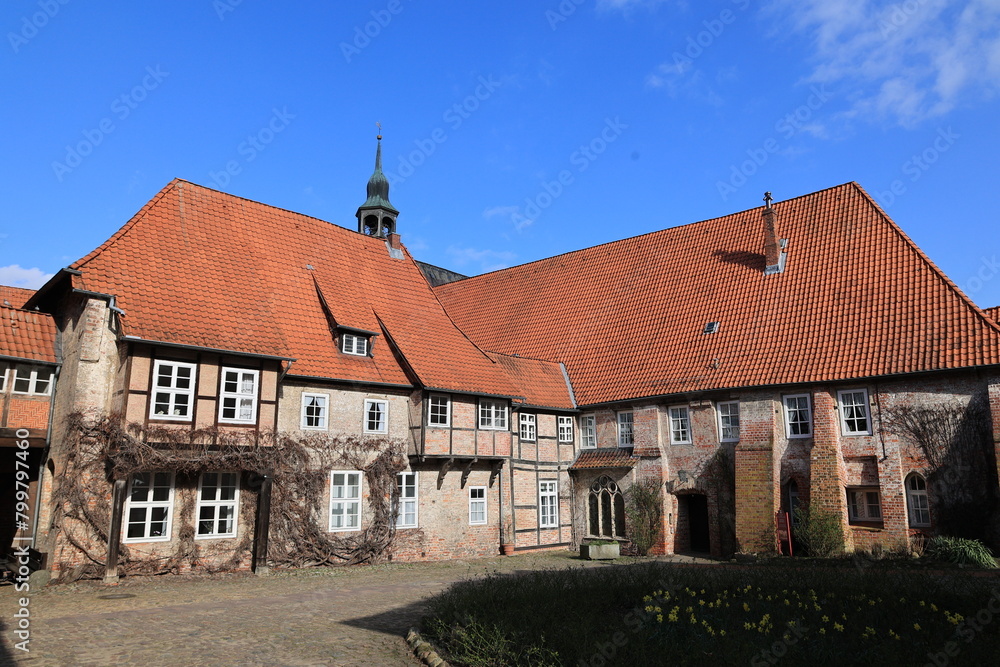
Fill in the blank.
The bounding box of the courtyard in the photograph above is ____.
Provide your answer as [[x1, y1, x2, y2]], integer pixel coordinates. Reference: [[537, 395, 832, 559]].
[[0, 551, 707, 666]]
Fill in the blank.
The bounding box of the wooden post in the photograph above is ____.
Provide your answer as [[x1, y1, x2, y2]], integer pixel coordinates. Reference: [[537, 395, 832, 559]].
[[252, 474, 272, 575], [104, 478, 127, 584]]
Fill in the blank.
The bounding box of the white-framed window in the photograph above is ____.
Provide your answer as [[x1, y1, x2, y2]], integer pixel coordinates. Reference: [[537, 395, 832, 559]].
[[669, 406, 691, 444], [717, 401, 740, 442], [783, 394, 812, 438], [124, 472, 174, 542], [196, 472, 239, 539], [219, 368, 259, 424], [558, 416, 574, 443], [479, 399, 508, 430], [149, 360, 196, 420], [396, 471, 418, 528], [0, 363, 8, 393], [581, 414, 597, 449], [617, 411, 634, 447], [539, 481, 558, 528], [364, 398, 388, 433], [428, 394, 451, 427], [330, 471, 362, 531], [519, 413, 536, 441], [12, 364, 54, 396], [846, 488, 882, 524], [341, 333, 369, 356], [838, 389, 871, 436], [301, 392, 328, 430], [469, 486, 487, 525], [906, 474, 931, 528]]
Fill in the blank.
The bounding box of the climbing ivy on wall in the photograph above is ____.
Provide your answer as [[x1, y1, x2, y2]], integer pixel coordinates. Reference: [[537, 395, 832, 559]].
[[50, 412, 406, 581]]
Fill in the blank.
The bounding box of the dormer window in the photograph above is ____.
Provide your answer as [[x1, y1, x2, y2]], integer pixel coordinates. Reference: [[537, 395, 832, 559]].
[[341, 333, 369, 356]]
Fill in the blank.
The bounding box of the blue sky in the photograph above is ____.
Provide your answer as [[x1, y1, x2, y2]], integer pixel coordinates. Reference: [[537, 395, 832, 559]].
[[2, 0, 999, 308]]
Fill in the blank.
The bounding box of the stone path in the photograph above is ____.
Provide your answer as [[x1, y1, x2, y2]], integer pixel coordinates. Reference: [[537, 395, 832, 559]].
[[0, 552, 711, 666]]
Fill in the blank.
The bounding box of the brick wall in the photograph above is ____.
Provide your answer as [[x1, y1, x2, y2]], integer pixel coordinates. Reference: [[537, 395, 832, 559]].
[[733, 395, 779, 553]]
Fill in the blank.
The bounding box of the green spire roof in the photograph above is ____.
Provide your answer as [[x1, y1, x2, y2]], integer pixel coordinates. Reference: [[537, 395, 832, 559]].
[[358, 136, 398, 214]]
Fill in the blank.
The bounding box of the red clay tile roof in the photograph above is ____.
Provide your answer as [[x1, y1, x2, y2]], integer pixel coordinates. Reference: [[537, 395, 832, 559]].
[[0, 305, 58, 364], [985, 306, 1000, 323], [487, 353, 575, 410], [66, 179, 530, 401], [0, 285, 35, 309], [570, 449, 638, 470], [436, 183, 1000, 406]]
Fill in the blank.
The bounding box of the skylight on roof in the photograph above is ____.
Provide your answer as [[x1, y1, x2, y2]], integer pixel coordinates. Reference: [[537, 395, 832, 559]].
[[703, 322, 720, 335]]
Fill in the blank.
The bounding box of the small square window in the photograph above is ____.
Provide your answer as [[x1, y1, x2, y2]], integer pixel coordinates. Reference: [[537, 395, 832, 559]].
[[301, 393, 328, 430], [717, 401, 740, 442], [558, 416, 573, 443], [669, 406, 691, 444], [219, 368, 259, 424], [364, 399, 388, 433], [783, 394, 812, 438], [838, 389, 871, 436], [469, 486, 487, 525], [479, 400, 508, 430], [342, 333, 369, 356], [581, 414, 597, 449], [428, 394, 451, 427], [617, 412, 634, 448], [519, 413, 536, 441], [847, 488, 882, 525], [150, 360, 196, 420]]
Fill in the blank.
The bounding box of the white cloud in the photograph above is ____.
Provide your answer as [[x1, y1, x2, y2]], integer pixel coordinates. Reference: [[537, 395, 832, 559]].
[[769, 0, 1000, 127], [445, 246, 517, 273], [482, 205, 520, 219], [0, 265, 53, 289]]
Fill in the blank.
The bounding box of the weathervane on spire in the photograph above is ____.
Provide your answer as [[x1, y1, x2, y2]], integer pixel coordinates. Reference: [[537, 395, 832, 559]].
[[376, 121, 382, 141]]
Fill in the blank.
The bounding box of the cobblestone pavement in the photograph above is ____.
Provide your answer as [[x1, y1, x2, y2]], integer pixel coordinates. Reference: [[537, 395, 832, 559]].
[[0, 552, 713, 666]]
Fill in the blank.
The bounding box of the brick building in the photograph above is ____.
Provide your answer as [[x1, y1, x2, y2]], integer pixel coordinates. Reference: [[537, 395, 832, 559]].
[[9, 141, 1000, 581], [0, 287, 58, 565]]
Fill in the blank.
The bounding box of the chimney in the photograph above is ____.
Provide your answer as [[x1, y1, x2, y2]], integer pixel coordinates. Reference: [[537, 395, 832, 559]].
[[762, 192, 785, 275], [388, 232, 401, 250]]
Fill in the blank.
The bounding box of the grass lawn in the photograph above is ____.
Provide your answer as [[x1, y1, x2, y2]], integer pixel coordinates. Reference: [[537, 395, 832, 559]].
[[421, 560, 1000, 666]]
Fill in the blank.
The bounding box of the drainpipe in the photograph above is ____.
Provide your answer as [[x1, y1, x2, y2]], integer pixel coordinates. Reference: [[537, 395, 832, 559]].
[[31, 362, 61, 550]]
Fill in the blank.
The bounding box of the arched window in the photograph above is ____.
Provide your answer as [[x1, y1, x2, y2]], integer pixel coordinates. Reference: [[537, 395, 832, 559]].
[[588, 476, 625, 538], [906, 474, 930, 528]]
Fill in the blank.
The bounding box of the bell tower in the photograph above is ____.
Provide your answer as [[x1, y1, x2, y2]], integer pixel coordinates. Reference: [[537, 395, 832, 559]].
[[356, 131, 398, 238]]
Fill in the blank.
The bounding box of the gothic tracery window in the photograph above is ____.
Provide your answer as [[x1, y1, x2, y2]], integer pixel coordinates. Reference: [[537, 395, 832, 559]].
[[588, 476, 625, 538]]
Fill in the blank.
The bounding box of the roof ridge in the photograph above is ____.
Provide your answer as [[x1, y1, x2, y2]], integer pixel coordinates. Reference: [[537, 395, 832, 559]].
[[851, 182, 1000, 339], [71, 178, 184, 271], [440, 182, 859, 287], [172, 178, 370, 240]]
